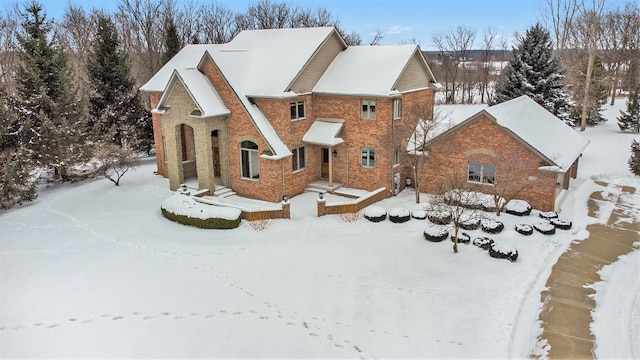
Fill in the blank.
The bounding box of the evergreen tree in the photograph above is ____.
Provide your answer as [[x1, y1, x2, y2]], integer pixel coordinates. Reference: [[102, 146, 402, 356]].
[[162, 17, 182, 65], [493, 23, 574, 124], [629, 139, 640, 176], [571, 55, 608, 126], [87, 15, 152, 152], [14, 1, 90, 180], [618, 87, 640, 132]]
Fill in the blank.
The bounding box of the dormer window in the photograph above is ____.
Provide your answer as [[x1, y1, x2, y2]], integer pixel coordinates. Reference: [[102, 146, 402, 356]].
[[290, 100, 306, 120]]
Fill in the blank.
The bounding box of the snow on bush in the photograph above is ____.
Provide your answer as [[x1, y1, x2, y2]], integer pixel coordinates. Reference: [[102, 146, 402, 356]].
[[489, 242, 519, 262], [389, 207, 411, 223], [456, 214, 481, 230], [450, 231, 471, 244], [364, 205, 387, 222], [550, 218, 572, 230], [411, 209, 427, 220], [539, 211, 559, 220], [505, 199, 532, 216], [161, 194, 242, 229], [423, 225, 449, 242], [473, 237, 494, 250], [481, 219, 504, 234], [534, 221, 556, 235], [515, 223, 534, 235], [427, 210, 451, 225], [444, 190, 504, 212]]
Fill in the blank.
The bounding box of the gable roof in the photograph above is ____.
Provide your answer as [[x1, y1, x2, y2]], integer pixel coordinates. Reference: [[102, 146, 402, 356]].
[[154, 69, 229, 118], [313, 45, 434, 96]]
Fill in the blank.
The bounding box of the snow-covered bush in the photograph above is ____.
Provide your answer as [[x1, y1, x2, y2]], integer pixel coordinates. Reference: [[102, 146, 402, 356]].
[[473, 237, 494, 250], [456, 214, 481, 230], [505, 200, 532, 216], [389, 207, 410, 223], [450, 231, 471, 244], [411, 209, 427, 220], [489, 243, 519, 262], [481, 219, 504, 234], [534, 221, 556, 235], [539, 211, 558, 220], [427, 210, 451, 225], [515, 224, 533, 235], [550, 218, 572, 230], [364, 205, 387, 222], [444, 190, 502, 212], [423, 225, 449, 242], [161, 194, 242, 229]]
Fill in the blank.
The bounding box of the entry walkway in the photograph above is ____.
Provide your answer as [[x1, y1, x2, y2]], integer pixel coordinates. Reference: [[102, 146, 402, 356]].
[[538, 182, 640, 358]]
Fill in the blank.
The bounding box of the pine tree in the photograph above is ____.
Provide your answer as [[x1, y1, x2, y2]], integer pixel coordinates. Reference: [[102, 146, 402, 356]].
[[493, 23, 574, 124], [629, 140, 640, 176], [14, 1, 90, 180], [87, 15, 152, 152], [571, 55, 608, 126], [162, 18, 182, 65], [618, 88, 640, 132]]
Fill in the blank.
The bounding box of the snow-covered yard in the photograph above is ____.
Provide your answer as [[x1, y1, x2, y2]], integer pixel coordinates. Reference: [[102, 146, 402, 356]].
[[1, 101, 638, 358]]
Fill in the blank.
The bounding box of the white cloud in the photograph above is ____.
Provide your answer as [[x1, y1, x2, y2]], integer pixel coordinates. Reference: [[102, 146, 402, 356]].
[[385, 25, 412, 35]]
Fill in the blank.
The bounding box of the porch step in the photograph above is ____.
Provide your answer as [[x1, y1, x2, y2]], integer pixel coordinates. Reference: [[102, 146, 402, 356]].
[[213, 186, 236, 198], [305, 182, 343, 193]]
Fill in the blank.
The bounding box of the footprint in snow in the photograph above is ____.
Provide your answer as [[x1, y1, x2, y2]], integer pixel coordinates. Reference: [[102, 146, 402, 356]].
[[174, 316, 184, 319], [112, 316, 124, 320], [82, 319, 94, 323], [190, 313, 199, 316], [259, 316, 269, 320], [143, 316, 154, 320], [69, 318, 77, 322], [162, 312, 170, 316], [47, 324, 58, 328]]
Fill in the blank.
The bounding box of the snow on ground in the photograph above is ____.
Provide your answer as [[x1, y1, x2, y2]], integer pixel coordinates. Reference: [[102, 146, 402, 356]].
[[0, 101, 638, 358]]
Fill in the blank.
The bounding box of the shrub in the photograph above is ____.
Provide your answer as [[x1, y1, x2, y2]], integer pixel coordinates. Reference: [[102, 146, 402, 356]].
[[489, 243, 519, 262], [427, 210, 451, 225], [161, 208, 241, 229], [364, 205, 387, 222], [515, 224, 533, 235], [473, 237, 494, 250], [424, 225, 449, 242], [549, 218, 572, 230], [411, 209, 427, 220], [450, 231, 471, 244], [389, 207, 410, 223], [534, 221, 556, 235], [539, 211, 559, 220], [481, 219, 504, 234], [161, 194, 242, 229], [339, 211, 362, 222], [505, 200, 532, 216], [457, 215, 481, 230]]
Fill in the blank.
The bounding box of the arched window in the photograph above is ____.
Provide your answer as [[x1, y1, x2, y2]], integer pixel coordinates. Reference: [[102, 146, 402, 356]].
[[240, 141, 259, 179]]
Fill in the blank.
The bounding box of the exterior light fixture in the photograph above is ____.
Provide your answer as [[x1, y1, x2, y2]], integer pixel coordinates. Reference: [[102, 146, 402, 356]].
[[332, 149, 337, 157], [282, 194, 289, 202], [318, 192, 324, 200]]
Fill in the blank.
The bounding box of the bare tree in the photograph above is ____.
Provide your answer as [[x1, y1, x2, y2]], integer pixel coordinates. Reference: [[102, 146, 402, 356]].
[[57, 5, 100, 92], [0, 4, 19, 91], [479, 27, 497, 104], [197, 2, 237, 44], [541, 0, 578, 57], [369, 28, 384, 45], [432, 26, 476, 104], [93, 143, 140, 186]]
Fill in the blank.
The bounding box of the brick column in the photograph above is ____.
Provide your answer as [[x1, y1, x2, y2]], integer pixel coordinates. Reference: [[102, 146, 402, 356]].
[[317, 197, 326, 217], [194, 122, 216, 194], [281, 201, 290, 219]]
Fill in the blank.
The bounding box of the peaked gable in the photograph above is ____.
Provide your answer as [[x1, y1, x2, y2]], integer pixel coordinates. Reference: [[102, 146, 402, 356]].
[[394, 48, 437, 92], [154, 69, 229, 118]]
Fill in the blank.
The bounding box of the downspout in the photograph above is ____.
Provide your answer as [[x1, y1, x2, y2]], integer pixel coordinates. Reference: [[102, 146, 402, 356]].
[[281, 159, 286, 197], [391, 101, 395, 196], [346, 144, 350, 188], [329, 146, 333, 187]]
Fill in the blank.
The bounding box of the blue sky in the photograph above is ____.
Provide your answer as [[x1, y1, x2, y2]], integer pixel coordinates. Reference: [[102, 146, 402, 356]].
[[2, 0, 624, 50]]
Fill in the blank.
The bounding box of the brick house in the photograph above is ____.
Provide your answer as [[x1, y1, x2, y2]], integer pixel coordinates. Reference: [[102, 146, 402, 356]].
[[141, 27, 438, 203], [414, 95, 590, 211]]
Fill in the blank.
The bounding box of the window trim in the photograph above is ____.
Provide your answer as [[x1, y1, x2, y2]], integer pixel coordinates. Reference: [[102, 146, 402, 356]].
[[290, 100, 306, 121], [393, 98, 402, 120], [292, 146, 306, 172], [361, 100, 376, 120], [392, 147, 400, 167], [467, 162, 496, 185], [240, 140, 260, 180], [361, 147, 375, 168]]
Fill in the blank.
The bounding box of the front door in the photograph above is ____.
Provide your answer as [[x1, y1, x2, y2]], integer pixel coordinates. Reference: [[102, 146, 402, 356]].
[[213, 147, 221, 176], [321, 148, 329, 178]]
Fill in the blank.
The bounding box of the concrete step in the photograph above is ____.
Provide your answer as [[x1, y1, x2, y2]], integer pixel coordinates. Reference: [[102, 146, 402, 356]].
[[213, 186, 236, 198]]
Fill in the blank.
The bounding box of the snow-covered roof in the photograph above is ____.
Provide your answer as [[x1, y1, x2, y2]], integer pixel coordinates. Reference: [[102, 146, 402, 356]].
[[313, 45, 422, 96], [155, 69, 229, 118], [140, 45, 218, 93], [302, 119, 344, 147], [485, 95, 589, 171]]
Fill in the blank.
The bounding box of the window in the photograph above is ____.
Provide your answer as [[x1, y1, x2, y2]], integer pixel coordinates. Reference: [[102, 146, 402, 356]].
[[361, 147, 375, 167], [292, 146, 306, 171], [393, 98, 402, 120], [240, 141, 260, 179], [468, 162, 495, 185], [361, 100, 376, 120], [290, 101, 306, 120], [393, 147, 400, 166]]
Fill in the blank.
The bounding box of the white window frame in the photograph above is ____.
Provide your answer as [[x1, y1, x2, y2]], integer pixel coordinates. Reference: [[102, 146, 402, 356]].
[[393, 98, 402, 120], [361, 100, 376, 120], [393, 147, 400, 166], [240, 141, 260, 180], [290, 100, 306, 120], [292, 146, 306, 172], [468, 162, 496, 185], [361, 147, 375, 168]]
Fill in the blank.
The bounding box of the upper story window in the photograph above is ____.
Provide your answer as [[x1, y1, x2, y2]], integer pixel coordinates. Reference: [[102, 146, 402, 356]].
[[393, 147, 400, 166], [240, 140, 260, 179], [292, 146, 306, 172], [361, 147, 375, 167], [468, 162, 495, 185], [393, 98, 402, 120], [290, 101, 306, 120], [361, 100, 376, 120]]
